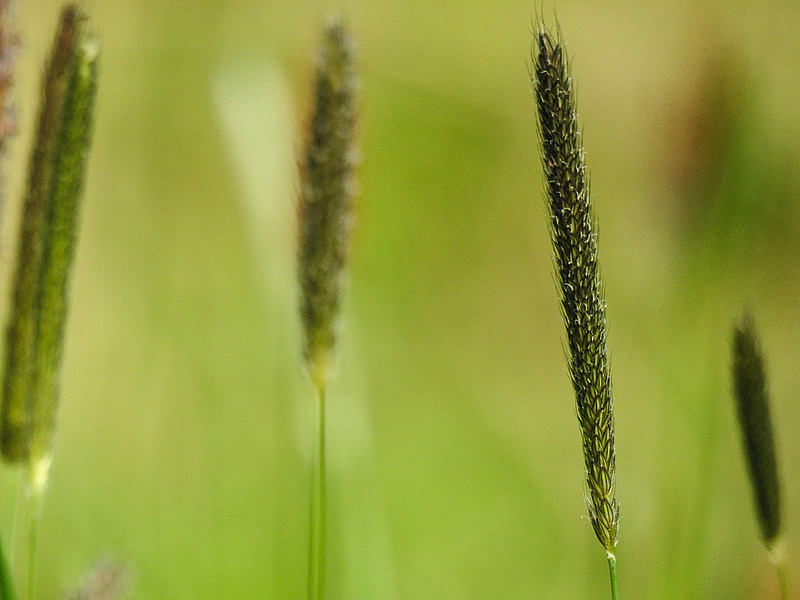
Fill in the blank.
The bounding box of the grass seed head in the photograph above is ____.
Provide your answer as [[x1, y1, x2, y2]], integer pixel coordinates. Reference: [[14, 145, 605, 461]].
[[533, 24, 619, 553], [297, 19, 357, 390], [0, 0, 19, 156], [1, 4, 98, 470], [732, 313, 782, 547]]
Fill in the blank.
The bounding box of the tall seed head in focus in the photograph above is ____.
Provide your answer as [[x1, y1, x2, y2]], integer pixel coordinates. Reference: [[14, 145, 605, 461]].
[[298, 20, 356, 391], [732, 313, 782, 548], [533, 26, 619, 553]]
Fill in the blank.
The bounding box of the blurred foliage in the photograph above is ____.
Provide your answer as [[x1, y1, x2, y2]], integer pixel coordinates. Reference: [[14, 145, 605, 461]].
[[0, 1, 798, 599]]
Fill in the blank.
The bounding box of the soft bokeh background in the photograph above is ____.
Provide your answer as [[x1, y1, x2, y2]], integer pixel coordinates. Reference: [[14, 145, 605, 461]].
[[1, 0, 800, 598]]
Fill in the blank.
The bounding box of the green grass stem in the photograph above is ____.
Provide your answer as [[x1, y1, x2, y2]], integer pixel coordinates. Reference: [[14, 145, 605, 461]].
[[778, 560, 790, 600], [307, 384, 327, 600], [24, 479, 42, 600], [5, 470, 21, 581], [0, 534, 16, 600], [607, 552, 620, 600]]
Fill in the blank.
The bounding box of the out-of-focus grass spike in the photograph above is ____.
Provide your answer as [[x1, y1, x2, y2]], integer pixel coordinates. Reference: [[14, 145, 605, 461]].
[[298, 18, 356, 392], [732, 314, 791, 599], [733, 314, 781, 544], [0, 0, 18, 159], [297, 18, 357, 600], [29, 9, 98, 486], [0, 4, 99, 487], [533, 24, 620, 600]]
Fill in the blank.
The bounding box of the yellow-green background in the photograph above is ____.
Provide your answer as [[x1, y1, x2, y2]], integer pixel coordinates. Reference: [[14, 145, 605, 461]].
[[2, 0, 800, 598]]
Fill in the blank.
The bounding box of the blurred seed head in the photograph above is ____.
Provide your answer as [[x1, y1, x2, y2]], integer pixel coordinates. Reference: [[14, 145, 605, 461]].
[[297, 19, 357, 390], [1, 4, 99, 470], [732, 313, 781, 547], [0, 0, 18, 156]]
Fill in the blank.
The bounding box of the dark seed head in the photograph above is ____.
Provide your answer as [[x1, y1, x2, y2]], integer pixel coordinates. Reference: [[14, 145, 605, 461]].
[[1, 5, 98, 477], [732, 313, 781, 546], [533, 24, 619, 553], [297, 20, 357, 389]]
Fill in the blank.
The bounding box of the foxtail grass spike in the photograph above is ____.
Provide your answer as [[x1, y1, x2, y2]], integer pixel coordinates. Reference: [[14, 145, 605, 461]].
[[298, 19, 356, 392], [0, 4, 99, 475], [0, 0, 18, 159], [532, 26, 620, 556], [297, 19, 357, 600], [732, 314, 782, 546]]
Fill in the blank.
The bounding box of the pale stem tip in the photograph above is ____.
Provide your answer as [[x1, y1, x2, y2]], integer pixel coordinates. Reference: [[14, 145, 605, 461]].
[[28, 454, 52, 498], [768, 537, 786, 565]]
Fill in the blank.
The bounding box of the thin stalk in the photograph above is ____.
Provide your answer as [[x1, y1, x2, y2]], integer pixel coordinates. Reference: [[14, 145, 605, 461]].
[[777, 561, 790, 600], [24, 479, 42, 600], [770, 544, 791, 600], [607, 552, 620, 600], [0, 534, 16, 600], [307, 383, 327, 600], [7, 469, 22, 577]]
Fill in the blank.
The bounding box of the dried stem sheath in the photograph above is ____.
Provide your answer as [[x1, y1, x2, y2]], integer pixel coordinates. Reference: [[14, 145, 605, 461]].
[[533, 22, 619, 567]]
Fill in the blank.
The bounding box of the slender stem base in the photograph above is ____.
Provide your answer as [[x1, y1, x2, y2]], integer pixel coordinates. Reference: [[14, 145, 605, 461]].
[[307, 384, 327, 600], [607, 552, 620, 600], [0, 534, 16, 600], [770, 541, 791, 600], [25, 509, 38, 600], [7, 470, 23, 586], [25, 481, 43, 600], [777, 560, 791, 600]]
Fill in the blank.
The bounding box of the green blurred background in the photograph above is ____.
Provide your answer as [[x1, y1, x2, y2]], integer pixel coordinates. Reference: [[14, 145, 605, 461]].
[[2, 0, 800, 598]]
